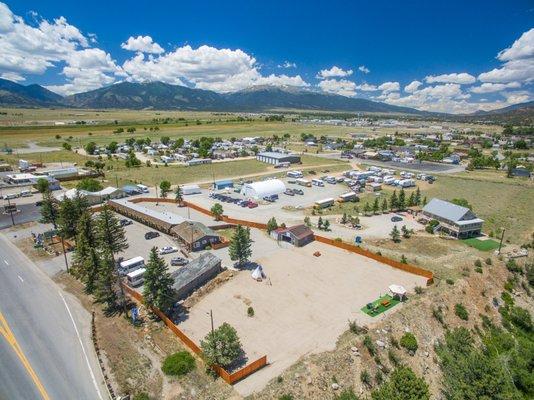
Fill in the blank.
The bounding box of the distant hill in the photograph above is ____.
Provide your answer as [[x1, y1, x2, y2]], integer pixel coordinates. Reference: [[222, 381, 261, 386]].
[[0, 78, 64, 107], [0, 78, 424, 114], [473, 100, 534, 116], [469, 100, 534, 124]]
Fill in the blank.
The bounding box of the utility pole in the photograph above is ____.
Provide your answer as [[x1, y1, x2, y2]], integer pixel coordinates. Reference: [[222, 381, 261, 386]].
[[6, 197, 15, 226], [498, 228, 506, 254]]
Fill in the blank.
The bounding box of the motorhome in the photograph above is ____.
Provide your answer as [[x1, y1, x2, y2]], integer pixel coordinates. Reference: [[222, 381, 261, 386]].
[[295, 178, 312, 187], [312, 178, 325, 187], [398, 179, 416, 188], [126, 268, 146, 287], [287, 170, 304, 179], [118, 256, 145, 275], [338, 192, 358, 202], [315, 198, 335, 209]]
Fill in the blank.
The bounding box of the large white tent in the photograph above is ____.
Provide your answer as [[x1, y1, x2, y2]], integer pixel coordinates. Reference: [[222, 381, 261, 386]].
[[241, 179, 286, 199]]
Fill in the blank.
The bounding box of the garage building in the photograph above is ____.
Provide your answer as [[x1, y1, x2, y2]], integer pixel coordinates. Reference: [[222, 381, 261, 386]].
[[271, 224, 315, 247], [171, 221, 220, 251], [241, 179, 286, 199], [256, 152, 301, 165]]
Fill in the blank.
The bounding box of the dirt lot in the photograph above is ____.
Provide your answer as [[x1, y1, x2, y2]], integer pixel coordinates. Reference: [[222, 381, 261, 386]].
[[177, 237, 428, 396]]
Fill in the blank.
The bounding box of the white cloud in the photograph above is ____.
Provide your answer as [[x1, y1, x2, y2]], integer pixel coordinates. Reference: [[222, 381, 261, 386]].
[[122, 45, 308, 92], [278, 61, 297, 69], [404, 80, 422, 93], [317, 66, 353, 79], [358, 65, 370, 74], [378, 81, 400, 93], [355, 83, 378, 91], [0, 71, 25, 81], [497, 28, 534, 61], [469, 82, 521, 94], [121, 35, 164, 54], [478, 28, 534, 84], [318, 79, 356, 97], [502, 90, 531, 105], [425, 72, 476, 85]]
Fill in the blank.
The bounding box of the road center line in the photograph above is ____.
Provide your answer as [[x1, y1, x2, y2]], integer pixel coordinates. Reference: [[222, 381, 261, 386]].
[[17, 275, 23, 283], [58, 291, 104, 400], [3, 260, 8, 265]]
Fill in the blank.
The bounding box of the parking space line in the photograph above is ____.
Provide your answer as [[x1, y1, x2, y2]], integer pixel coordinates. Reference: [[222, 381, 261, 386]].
[[17, 275, 23, 283]]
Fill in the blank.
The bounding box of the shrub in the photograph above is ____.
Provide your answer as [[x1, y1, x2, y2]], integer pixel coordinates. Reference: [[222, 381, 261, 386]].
[[161, 351, 196, 376], [363, 335, 376, 356], [506, 260, 522, 273], [370, 367, 429, 400], [388, 349, 400, 366], [475, 267, 483, 274], [279, 395, 293, 400], [414, 286, 423, 294], [485, 258, 492, 265], [375, 369, 384, 385], [400, 332, 418, 353], [335, 388, 359, 400], [348, 320, 367, 334], [360, 369, 372, 386], [432, 307, 444, 325], [133, 393, 150, 400], [446, 278, 454, 285], [390, 335, 400, 349], [247, 306, 254, 317], [400, 254, 408, 264], [501, 291, 514, 306], [277, 376, 283, 383], [454, 304, 469, 321]]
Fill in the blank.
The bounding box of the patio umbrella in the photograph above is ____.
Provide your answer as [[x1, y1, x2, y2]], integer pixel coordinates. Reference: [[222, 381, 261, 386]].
[[389, 284, 407, 300]]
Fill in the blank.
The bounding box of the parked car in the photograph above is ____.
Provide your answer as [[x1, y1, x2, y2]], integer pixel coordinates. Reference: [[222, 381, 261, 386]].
[[263, 194, 278, 202], [3, 193, 18, 200], [284, 189, 295, 196], [294, 189, 304, 195], [120, 219, 133, 227], [144, 231, 160, 240], [170, 257, 189, 266], [391, 216, 403, 222], [159, 246, 178, 255], [247, 202, 258, 208]]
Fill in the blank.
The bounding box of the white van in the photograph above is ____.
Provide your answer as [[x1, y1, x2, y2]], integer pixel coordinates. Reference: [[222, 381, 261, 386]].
[[126, 268, 146, 287], [136, 184, 149, 193], [118, 256, 145, 275]]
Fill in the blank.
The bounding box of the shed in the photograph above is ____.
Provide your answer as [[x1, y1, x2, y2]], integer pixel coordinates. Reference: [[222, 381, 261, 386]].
[[171, 252, 222, 300], [213, 179, 234, 190], [271, 224, 314, 247], [182, 184, 201, 195], [170, 221, 220, 251], [241, 179, 286, 199]]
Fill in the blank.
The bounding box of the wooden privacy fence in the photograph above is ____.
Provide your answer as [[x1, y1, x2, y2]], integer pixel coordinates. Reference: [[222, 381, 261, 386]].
[[121, 284, 268, 384], [314, 235, 434, 285]]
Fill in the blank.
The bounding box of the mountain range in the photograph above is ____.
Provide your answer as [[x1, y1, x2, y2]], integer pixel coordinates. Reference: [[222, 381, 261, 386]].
[[0, 78, 532, 118], [0, 78, 422, 114]]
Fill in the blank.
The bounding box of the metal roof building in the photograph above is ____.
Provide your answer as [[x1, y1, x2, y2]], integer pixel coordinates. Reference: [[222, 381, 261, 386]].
[[240, 179, 286, 199], [256, 152, 301, 165], [170, 221, 220, 251], [171, 252, 222, 300], [421, 198, 484, 238]]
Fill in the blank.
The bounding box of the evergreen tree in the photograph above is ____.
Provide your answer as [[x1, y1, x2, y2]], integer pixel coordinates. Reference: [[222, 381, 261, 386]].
[[266, 217, 278, 233], [398, 188, 406, 210], [72, 211, 100, 293], [390, 225, 401, 242], [159, 180, 171, 198], [390, 190, 398, 210], [414, 187, 421, 206], [323, 219, 330, 231], [372, 198, 380, 214], [408, 192, 416, 207], [174, 185, 183, 204], [94, 251, 119, 312], [143, 247, 175, 312], [318, 216, 323, 229], [381, 198, 388, 213], [96, 205, 128, 255], [371, 367, 429, 400], [422, 196, 428, 206], [363, 202, 371, 215], [341, 212, 348, 224], [210, 203, 224, 221], [401, 225, 411, 238], [40, 189, 59, 229], [304, 216, 311, 227], [229, 225, 252, 267]]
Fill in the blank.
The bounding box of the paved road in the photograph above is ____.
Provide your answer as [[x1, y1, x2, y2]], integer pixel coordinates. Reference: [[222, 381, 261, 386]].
[[0, 234, 108, 400], [0, 203, 42, 229]]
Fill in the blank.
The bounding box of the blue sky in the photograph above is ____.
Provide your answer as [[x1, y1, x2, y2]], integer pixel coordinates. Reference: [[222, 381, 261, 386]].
[[1, 1, 533, 113]]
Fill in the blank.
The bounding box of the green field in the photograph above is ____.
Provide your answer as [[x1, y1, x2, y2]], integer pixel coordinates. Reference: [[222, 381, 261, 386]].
[[462, 238, 500, 251]]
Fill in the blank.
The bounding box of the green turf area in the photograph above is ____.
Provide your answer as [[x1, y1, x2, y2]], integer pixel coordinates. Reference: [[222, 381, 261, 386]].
[[462, 238, 500, 251], [360, 294, 401, 317]]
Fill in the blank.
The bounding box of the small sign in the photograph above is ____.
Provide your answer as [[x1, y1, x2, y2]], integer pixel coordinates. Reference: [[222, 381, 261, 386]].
[[131, 307, 139, 323]]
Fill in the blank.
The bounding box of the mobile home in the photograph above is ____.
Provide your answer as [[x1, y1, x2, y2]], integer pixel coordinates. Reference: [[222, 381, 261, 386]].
[[338, 191, 358, 202], [295, 178, 312, 187], [315, 198, 335, 209]]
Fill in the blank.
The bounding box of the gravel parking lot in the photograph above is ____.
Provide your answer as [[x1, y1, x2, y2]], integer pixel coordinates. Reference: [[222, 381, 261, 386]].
[[178, 234, 428, 396]]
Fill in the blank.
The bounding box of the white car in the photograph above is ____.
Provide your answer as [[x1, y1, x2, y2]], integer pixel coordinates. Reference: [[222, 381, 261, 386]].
[[158, 246, 178, 255]]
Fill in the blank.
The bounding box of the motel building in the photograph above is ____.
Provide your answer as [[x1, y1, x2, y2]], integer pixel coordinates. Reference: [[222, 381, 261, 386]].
[[420, 198, 484, 239]]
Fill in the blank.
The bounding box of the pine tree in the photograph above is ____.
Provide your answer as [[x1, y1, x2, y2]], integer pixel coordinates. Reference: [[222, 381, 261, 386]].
[[323, 219, 330, 231], [372, 198, 380, 214], [94, 251, 119, 312], [72, 211, 100, 293], [143, 247, 175, 312], [401, 225, 411, 238], [390, 190, 398, 210], [341, 212, 348, 224], [96, 205, 128, 255], [381, 198, 388, 213], [304, 216, 311, 227], [363, 202, 371, 215], [266, 217, 278, 233], [229, 225, 252, 267], [415, 187, 422, 206], [390, 225, 401, 242], [398, 189, 406, 210], [318, 216, 323, 229], [408, 192, 416, 207], [40, 189, 59, 229], [174, 185, 183, 204], [422, 196, 428, 206]]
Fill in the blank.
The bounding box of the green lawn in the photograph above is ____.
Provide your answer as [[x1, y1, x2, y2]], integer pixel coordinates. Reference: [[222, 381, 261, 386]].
[[462, 238, 500, 252], [360, 294, 401, 317]]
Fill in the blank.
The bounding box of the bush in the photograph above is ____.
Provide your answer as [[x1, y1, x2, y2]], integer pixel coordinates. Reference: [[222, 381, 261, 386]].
[[370, 367, 429, 400], [474, 259, 482, 268], [360, 369, 372, 386], [414, 286, 423, 294], [279, 395, 293, 400], [506, 260, 522, 273], [161, 351, 196, 376], [348, 320, 367, 334], [400, 332, 418, 353], [388, 349, 400, 366], [133, 394, 150, 400], [336, 388, 359, 400], [475, 267, 483, 274], [432, 307, 444, 324], [454, 304, 469, 321], [247, 306, 254, 317], [446, 278, 454, 285], [485, 258, 492, 265], [363, 335, 376, 356]]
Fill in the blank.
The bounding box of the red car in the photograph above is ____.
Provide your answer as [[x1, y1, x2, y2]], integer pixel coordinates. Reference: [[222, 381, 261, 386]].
[[247, 202, 258, 208]]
